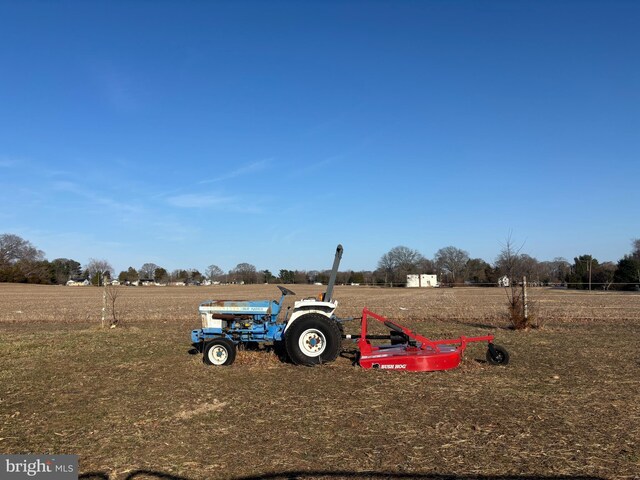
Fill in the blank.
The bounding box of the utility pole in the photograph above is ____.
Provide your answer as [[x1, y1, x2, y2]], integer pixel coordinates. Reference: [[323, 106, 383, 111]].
[[577, 256, 594, 292]]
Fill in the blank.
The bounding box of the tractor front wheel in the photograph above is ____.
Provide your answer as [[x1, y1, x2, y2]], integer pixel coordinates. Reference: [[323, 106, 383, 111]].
[[203, 338, 236, 366], [285, 314, 341, 366]]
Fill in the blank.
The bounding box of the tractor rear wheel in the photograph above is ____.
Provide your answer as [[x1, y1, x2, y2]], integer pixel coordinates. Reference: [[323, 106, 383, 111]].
[[272, 340, 290, 363], [203, 338, 236, 366], [285, 314, 341, 366]]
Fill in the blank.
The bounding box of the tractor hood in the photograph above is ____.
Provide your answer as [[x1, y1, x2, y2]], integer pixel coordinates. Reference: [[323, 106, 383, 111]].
[[199, 299, 277, 316]]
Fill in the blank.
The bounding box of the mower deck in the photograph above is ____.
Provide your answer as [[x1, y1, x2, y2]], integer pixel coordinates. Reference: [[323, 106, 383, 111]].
[[356, 308, 509, 371], [359, 344, 462, 371]]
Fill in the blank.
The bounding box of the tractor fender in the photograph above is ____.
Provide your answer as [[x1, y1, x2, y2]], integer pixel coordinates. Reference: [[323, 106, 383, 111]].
[[284, 300, 337, 333]]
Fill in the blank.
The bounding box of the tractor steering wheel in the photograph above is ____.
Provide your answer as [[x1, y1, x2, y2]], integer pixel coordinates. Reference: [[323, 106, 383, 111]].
[[277, 285, 297, 296]]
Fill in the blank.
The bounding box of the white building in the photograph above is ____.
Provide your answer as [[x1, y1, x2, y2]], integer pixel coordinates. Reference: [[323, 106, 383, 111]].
[[406, 274, 438, 288]]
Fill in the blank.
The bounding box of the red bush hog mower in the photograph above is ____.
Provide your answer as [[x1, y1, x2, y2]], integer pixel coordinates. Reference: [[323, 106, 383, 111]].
[[347, 308, 510, 371], [191, 244, 510, 371]]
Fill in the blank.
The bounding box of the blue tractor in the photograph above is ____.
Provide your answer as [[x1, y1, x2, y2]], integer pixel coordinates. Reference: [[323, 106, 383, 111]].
[[191, 245, 345, 366]]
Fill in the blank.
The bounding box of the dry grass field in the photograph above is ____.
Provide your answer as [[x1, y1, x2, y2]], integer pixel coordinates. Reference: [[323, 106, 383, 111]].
[[1, 283, 639, 480]]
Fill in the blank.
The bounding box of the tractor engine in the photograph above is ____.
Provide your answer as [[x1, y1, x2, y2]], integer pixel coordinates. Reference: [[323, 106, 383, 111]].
[[198, 299, 279, 333]]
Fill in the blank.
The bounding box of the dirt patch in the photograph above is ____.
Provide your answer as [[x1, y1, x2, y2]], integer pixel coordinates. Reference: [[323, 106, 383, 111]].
[[174, 400, 227, 420]]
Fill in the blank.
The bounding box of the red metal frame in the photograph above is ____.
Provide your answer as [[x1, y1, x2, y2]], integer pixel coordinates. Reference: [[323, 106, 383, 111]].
[[357, 308, 495, 371]]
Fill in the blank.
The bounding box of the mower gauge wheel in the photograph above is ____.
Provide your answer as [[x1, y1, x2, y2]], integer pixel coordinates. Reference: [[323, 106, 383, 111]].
[[486, 344, 510, 366], [204, 338, 236, 366]]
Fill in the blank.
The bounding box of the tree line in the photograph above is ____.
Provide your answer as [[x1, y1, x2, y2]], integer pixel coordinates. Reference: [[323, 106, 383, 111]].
[[1, 233, 639, 290], [376, 242, 640, 291]]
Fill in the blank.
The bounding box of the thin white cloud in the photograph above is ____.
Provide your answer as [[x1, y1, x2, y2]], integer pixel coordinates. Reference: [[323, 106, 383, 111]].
[[166, 193, 237, 208], [165, 192, 265, 214], [89, 62, 139, 113], [52, 180, 78, 191], [51, 180, 143, 215], [0, 156, 76, 178], [151, 219, 203, 243], [198, 159, 271, 185], [287, 140, 370, 179], [0, 156, 23, 168], [288, 154, 342, 178]]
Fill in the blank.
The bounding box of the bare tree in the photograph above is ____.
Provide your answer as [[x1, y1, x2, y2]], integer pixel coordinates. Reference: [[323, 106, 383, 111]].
[[597, 262, 617, 291], [494, 233, 525, 281], [377, 252, 395, 285], [230, 263, 257, 284], [105, 284, 123, 327], [377, 246, 425, 285], [551, 257, 571, 284], [139, 263, 159, 280], [434, 246, 470, 284], [416, 257, 435, 274], [390, 246, 425, 273], [632, 238, 640, 260], [496, 234, 539, 329], [0, 233, 44, 265], [518, 254, 541, 284], [84, 258, 114, 284], [307, 270, 320, 283], [205, 264, 224, 281]]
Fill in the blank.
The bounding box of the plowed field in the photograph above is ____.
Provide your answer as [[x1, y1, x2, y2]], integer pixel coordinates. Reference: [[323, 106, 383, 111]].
[[1, 284, 639, 479]]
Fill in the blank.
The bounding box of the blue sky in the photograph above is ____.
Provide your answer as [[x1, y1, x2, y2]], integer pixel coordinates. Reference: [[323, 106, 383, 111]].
[[1, 0, 638, 274]]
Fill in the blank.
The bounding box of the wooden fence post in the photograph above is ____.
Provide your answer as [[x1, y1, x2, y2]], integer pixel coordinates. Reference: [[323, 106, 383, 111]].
[[101, 273, 106, 329], [523, 276, 528, 322]]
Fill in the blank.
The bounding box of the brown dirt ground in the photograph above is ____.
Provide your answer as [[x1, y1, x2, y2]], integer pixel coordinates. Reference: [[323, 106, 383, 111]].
[[1, 284, 639, 480]]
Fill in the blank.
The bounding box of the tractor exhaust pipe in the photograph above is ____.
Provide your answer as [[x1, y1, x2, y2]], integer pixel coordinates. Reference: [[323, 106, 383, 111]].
[[323, 244, 343, 302]]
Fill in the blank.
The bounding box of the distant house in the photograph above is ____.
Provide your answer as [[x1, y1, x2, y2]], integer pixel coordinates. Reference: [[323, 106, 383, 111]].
[[407, 274, 438, 288], [498, 276, 510, 287], [66, 278, 90, 287]]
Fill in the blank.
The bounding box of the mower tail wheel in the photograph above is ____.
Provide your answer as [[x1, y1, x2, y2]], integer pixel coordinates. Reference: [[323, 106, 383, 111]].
[[203, 338, 236, 366], [285, 314, 342, 366], [486, 344, 510, 365]]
